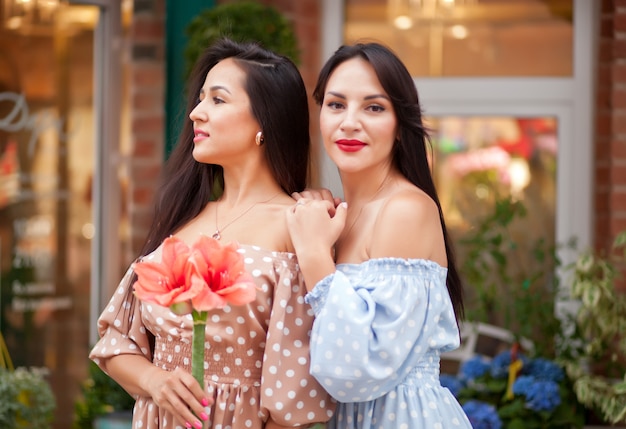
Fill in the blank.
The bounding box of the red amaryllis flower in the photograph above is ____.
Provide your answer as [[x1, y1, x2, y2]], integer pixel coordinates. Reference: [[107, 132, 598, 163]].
[[188, 235, 257, 310], [131, 235, 257, 389], [132, 236, 200, 314]]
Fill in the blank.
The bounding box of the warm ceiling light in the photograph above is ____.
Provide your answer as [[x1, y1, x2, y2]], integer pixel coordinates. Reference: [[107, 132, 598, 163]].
[[450, 24, 468, 39], [394, 15, 413, 30], [3, 0, 63, 32]]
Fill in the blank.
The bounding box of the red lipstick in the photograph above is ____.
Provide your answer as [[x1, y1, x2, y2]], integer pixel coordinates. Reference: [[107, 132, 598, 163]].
[[336, 139, 366, 152]]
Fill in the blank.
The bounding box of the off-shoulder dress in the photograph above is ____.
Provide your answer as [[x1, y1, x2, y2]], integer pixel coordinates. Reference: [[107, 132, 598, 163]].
[[305, 258, 471, 429], [90, 243, 335, 429]]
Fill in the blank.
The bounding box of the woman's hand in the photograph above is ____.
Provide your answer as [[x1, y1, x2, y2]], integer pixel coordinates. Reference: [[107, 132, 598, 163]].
[[292, 188, 343, 213], [140, 366, 212, 429], [286, 197, 348, 289]]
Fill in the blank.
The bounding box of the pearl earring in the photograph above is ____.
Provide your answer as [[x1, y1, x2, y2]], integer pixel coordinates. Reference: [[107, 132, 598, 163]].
[[255, 131, 264, 146]]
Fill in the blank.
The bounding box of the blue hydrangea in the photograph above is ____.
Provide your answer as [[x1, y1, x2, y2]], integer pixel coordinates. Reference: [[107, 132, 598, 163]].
[[514, 378, 561, 412], [523, 358, 564, 382], [440, 373, 463, 397], [462, 400, 502, 429], [512, 375, 535, 396], [490, 350, 527, 379], [528, 380, 561, 412], [460, 355, 491, 381]]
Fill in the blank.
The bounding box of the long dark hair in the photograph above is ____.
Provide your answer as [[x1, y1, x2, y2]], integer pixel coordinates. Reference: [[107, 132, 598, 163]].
[[118, 39, 310, 341], [313, 42, 464, 321], [141, 37, 310, 257]]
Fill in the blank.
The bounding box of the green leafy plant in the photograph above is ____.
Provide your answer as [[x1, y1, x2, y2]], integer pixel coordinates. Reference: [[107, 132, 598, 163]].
[[184, 1, 299, 77], [0, 331, 55, 429], [562, 231, 626, 425], [457, 197, 573, 357], [73, 360, 134, 429]]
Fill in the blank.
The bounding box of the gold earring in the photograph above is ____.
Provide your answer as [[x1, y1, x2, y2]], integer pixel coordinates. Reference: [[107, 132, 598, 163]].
[[255, 131, 264, 146]]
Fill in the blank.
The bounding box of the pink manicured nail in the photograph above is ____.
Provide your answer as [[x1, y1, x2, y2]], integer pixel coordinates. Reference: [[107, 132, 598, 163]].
[[201, 398, 209, 407], [193, 421, 202, 429], [200, 412, 208, 421], [184, 422, 192, 429]]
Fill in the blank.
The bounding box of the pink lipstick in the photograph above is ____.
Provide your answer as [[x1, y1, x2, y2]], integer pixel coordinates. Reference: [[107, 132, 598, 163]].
[[193, 129, 209, 143]]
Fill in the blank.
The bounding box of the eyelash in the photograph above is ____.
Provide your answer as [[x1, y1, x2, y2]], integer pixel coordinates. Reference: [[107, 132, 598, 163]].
[[326, 101, 385, 112]]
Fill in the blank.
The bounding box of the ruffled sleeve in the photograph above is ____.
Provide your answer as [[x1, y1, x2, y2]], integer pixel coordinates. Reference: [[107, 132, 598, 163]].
[[260, 255, 335, 426], [89, 264, 154, 372], [305, 258, 460, 403]]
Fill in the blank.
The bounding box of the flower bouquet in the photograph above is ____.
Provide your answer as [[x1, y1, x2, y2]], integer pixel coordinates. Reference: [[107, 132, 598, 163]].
[[441, 347, 585, 429], [132, 235, 257, 389]]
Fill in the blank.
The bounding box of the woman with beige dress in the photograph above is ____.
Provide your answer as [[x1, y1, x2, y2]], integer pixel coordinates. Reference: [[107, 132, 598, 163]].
[[90, 38, 334, 429]]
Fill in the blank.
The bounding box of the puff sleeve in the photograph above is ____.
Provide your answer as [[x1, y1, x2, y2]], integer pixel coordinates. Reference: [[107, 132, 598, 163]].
[[89, 264, 154, 372], [305, 258, 460, 403], [260, 257, 335, 426]]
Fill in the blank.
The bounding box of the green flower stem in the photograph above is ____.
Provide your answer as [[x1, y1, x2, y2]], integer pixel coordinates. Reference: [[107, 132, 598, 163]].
[[192, 310, 208, 390]]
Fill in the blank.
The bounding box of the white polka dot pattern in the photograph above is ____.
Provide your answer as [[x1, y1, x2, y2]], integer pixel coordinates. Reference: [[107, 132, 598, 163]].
[[305, 258, 472, 429], [89, 244, 335, 429]]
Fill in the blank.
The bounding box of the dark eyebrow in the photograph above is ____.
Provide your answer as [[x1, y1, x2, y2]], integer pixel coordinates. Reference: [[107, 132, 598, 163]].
[[208, 85, 232, 94], [326, 90, 389, 101]]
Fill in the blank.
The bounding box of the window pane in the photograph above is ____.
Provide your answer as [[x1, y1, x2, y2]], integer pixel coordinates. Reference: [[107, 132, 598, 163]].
[[345, 0, 573, 77], [428, 115, 558, 334], [0, 3, 101, 428]]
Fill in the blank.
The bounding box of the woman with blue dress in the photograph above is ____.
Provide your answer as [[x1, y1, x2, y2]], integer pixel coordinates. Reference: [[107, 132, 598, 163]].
[[286, 42, 473, 429]]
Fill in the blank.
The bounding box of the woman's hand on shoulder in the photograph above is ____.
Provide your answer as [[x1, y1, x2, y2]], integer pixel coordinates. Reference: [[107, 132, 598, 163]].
[[292, 188, 343, 213], [370, 190, 446, 264], [285, 196, 347, 288]]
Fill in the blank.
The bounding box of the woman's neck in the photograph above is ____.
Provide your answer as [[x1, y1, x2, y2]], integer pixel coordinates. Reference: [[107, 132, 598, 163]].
[[341, 169, 395, 205], [219, 168, 284, 208]]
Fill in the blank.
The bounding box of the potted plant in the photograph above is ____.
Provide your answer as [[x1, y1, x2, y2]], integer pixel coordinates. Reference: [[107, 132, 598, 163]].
[[449, 198, 626, 426], [73, 361, 134, 429], [562, 231, 626, 426], [456, 197, 572, 358], [0, 332, 56, 429]]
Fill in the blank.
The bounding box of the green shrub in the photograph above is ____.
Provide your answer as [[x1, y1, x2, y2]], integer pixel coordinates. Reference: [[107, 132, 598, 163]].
[[184, 1, 300, 77], [0, 366, 56, 429], [73, 361, 134, 429]]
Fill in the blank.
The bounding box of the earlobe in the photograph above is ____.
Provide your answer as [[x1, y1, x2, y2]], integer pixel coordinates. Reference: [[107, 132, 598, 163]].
[[255, 131, 264, 146]]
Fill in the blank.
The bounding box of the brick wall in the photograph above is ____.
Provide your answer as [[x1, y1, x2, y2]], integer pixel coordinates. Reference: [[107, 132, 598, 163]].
[[595, 0, 626, 293], [128, 0, 166, 259], [596, 0, 626, 258], [127, 0, 322, 258]]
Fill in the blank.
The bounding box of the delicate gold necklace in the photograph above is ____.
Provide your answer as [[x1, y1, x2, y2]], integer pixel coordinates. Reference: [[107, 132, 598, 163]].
[[212, 192, 281, 240]]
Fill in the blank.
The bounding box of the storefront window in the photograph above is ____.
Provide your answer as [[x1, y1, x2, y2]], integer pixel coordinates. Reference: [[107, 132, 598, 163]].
[[0, 2, 128, 427], [428, 115, 557, 321], [345, 0, 573, 77]]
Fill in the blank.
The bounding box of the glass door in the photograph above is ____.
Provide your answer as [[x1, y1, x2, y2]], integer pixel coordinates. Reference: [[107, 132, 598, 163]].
[[0, 2, 124, 427]]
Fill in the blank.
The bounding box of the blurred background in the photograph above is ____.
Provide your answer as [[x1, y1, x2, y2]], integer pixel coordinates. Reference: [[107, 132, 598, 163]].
[[0, 1, 618, 427]]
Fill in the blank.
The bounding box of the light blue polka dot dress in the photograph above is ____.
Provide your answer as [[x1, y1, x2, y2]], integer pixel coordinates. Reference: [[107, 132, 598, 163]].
[[305, 258, 472, 429]]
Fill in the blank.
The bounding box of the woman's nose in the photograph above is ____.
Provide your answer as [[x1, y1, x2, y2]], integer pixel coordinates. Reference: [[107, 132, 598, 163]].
[[340, 108, 360, 131], [189, 102, 206, 122]]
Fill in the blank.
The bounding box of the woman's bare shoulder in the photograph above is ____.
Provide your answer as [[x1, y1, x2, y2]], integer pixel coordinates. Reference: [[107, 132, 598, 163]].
[[370, 186, 444, 262]]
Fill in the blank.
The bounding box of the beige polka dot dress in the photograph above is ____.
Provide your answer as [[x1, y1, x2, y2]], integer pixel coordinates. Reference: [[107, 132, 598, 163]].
[[90, 243, 335, 429]]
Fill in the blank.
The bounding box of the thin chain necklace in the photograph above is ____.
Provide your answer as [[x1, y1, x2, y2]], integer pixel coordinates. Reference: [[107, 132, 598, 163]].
[[342, 175, 391, 239], [212, 191, 281, 240]]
